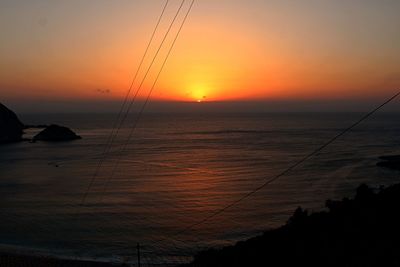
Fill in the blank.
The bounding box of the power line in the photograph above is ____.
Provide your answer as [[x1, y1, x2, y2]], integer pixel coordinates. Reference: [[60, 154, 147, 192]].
[[95, 0, 186, 202], [105, 0, 186, 161], [150, 90, 400, 246], [80, 0, 171, 206], [84, 1, 195, 260], [100, 0, 195, 201]]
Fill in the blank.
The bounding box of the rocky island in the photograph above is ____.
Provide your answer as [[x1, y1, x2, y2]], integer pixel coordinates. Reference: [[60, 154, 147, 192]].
[[377, 155, 400, 171], [33, 124, 81, 142], [0, 103, 81, 143]]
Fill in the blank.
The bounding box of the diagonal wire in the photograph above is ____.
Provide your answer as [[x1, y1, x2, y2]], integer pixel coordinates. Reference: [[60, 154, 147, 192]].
[[100, 0, 195, 201], [150, 90, 400, 246], [102, 0, 186, 164], [80, 0, 171, 206]]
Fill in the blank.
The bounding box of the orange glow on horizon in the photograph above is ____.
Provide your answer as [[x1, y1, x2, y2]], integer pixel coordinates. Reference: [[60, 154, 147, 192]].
[[1, 1, 399, 104]]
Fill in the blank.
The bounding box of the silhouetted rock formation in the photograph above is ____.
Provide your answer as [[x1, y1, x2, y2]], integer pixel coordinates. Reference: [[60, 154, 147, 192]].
[[183, 183, 400, 267], [0, 103, 24, 143], [377, 155, 400, 171], [33, 124, 81, 142], [0, 104, 81, 143]]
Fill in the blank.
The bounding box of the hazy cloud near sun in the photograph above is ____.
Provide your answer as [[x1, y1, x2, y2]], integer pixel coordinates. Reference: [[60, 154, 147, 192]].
[[95, 89, 111, 94]]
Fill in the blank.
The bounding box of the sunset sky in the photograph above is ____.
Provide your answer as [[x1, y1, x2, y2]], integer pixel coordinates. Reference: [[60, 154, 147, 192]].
[[1, 0, 399, 111]]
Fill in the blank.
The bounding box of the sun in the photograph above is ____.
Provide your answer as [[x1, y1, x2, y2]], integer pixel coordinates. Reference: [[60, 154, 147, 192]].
[[195, 94, 207, 103], [190, 84, 208, 103]]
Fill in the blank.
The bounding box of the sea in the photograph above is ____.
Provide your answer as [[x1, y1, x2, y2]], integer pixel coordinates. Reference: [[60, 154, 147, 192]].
[[0, 112, 399, 266]]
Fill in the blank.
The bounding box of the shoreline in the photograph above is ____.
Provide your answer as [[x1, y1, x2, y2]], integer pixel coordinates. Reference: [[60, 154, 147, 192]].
[[0, 244, 130, 267], [0, 252, 130, 267]]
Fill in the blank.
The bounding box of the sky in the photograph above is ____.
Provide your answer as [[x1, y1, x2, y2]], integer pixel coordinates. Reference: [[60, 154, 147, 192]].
[[1, 0, 400, 112]]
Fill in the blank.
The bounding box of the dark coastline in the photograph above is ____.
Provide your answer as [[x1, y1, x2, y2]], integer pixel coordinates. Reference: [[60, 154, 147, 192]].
[[182, 181, 400, 267]]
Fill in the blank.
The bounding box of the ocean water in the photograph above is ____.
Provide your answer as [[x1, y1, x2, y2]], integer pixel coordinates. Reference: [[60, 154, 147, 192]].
[[0, 112, 399, 265]]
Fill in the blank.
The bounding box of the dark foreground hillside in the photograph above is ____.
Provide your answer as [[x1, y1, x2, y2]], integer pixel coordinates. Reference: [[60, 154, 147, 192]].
[[183, 183, 400, 267]]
